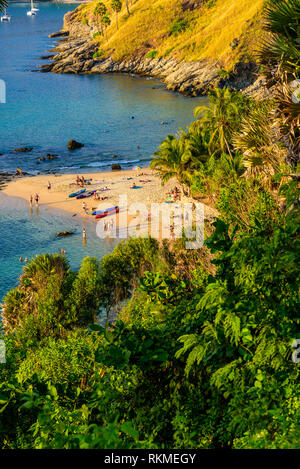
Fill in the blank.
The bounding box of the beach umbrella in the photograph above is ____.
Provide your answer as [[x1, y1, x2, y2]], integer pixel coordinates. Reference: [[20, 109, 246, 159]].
[[132, 166, 141, 170]]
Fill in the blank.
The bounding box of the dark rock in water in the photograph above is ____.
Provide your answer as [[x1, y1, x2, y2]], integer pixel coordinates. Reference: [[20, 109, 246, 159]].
[[46, 154, 58, 160], [112, 164, 121, 171], [49, 31, 69, 38], [13, 147, 32, 153], [57, 230, 74, 238], [39, 63, 53, 73], [68, 139, 84, 150], [0, 171, 14, 190]]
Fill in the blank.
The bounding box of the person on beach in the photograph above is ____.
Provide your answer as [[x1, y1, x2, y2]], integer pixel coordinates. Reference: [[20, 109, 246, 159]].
[[47, 181, 51, 190], [24, 258, 28, 263], [83, 228, 86, 239], [19, 257, 23, 263], [30, 195, 33, 206], [35, 194, 39, 205], [76, 175, 80, 185], [82, 202, 87, 211]]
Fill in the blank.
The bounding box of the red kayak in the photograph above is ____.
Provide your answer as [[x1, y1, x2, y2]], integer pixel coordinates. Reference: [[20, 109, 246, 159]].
[[95, 207, 119, 219]]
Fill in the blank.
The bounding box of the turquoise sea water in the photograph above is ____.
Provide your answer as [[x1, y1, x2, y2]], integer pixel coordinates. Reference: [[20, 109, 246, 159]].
[[0, 3, 204, 300], [0, 3, 204, 174], [0, 192, 118, 300]]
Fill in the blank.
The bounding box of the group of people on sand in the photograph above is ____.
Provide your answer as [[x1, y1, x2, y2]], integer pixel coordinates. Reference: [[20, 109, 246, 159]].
[[167, 186, 181, 202], [29, 194, 40, 206], [76, 175, 86, 187], [94, 193, 109, 201]]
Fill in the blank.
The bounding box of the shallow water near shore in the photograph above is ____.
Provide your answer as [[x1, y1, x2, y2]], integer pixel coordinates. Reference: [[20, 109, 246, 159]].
[[0, 3, 205, 175], [0, 193, 117, 301], [0, 2, 205, 301]]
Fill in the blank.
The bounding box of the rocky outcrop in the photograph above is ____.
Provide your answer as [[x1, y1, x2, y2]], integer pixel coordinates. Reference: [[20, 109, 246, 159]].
[[0, 172, 14, 190], [41, 9, 269, 98], [48, 31, 69, 38], [13, 147, 33, 153], [68, 139, 84, 150], [111, 164, 121, 171]]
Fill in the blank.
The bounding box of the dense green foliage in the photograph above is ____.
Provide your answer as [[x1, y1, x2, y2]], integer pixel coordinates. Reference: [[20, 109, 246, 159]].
[[0, 0, 299, 449], [0, 176, 299, 449]]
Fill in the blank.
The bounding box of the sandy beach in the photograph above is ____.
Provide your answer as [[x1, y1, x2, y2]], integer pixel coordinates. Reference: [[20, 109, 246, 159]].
[[3, 169, 218, 240], [3, 169, 206, 239]]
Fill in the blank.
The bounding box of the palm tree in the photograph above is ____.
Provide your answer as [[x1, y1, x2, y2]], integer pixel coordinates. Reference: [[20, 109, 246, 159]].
[[150, 135, 193, 193], [258, 0, 300, 163], [0, 0, 7, 12], [2, 254, 70, 334], [258, 0, 300, 85], [182, 124, 211, 164], [194, 88, 240, 157], [125, 0, 130, 15], [111, 0, 122, 30], [233, 102, 287, 180], [101, 15, 111, 41], [94, 2, 107, 36]]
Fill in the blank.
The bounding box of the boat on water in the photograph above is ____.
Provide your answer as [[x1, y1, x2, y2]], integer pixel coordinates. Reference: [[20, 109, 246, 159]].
[[27, 0, 38, 16], [95, 207, 119, 219], [1, 9, 11, 22], [68, 188, 86, 198]]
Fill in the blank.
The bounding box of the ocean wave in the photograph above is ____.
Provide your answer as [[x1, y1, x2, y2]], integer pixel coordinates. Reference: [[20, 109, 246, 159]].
[[58, 166, 81, 171], [86, 159, 142, 168]]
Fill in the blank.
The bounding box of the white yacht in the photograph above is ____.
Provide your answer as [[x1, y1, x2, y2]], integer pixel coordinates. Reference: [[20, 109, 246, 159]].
[[27, 0, 38, 16], [1, 8, 11, 22]]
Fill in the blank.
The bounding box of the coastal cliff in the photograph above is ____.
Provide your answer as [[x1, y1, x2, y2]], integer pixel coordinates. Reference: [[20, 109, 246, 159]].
[[42, 0, 268, 97]]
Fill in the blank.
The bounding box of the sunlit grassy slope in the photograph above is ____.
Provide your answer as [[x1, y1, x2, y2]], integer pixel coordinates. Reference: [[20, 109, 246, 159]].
[[75, 0, 265, 69]]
